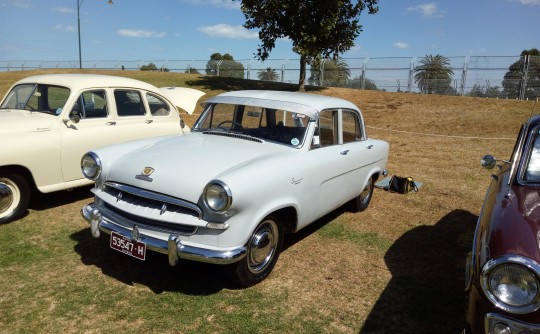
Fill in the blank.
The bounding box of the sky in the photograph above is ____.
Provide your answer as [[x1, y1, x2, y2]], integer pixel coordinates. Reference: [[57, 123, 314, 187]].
[[0, 0, 539, 63]]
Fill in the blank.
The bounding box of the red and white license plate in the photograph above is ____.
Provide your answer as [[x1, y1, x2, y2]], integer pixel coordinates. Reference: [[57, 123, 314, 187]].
[[110, 231, 146, 261]]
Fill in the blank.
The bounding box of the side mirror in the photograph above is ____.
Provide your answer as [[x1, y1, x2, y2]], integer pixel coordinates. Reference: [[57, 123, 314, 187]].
[[481, 154, 497, 169], [69, 110, 81, 124]]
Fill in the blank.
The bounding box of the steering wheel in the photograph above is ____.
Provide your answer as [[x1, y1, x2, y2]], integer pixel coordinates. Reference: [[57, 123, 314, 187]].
[[217, 120, 244, 131]]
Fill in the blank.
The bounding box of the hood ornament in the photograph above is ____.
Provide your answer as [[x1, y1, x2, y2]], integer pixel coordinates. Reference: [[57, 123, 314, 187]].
[[135, 167, 155, 182]]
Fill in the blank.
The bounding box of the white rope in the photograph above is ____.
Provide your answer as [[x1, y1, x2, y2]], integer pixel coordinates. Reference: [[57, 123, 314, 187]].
[[366, 125, 515, 141]]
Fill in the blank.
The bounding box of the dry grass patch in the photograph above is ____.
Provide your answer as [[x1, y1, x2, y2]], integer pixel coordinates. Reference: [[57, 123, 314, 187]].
[[0, 70, 535, 333]]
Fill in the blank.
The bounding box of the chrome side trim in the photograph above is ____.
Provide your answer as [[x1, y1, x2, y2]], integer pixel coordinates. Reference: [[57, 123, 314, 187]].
[[105, 182, 203, 219], [82, 203, 246, 265]]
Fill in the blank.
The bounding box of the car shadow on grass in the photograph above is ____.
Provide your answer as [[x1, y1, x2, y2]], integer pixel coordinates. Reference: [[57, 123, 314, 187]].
[[359, 209, 477, 334], [69, 206, 344, 295], [70, 227, 233, 295], [29, 186, 93, 212]]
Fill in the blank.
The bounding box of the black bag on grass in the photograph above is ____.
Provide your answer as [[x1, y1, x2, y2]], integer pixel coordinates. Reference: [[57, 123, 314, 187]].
[[389, 176, 418, 194]]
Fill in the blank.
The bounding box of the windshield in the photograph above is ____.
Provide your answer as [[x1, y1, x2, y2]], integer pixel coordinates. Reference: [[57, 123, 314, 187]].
[[523, 128, 540, 182], [0, 83, 70, 115], [194, 103, 313, 148]]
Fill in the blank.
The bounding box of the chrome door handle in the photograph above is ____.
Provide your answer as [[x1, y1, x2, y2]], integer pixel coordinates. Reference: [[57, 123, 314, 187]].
[[145, 120, 153, 124], [106, 121, 116, 126], [367, 145, 373, 149], [340, 150, 349, 155]]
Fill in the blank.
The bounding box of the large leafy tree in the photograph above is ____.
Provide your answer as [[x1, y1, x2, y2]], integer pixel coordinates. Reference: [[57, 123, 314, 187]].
[[414, 54, 454, 94], [502, 48, 540, 99], [205, 53, 245, 79], [236, 0, 379, 91]]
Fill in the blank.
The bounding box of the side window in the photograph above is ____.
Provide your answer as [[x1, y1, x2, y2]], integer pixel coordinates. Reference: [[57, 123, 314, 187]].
[[115, 90, 145, 117], [147, 93, 170, 116], [342, 110, 362, 143], [71, 90, 108, 119], [47, 86, 71, 112], [318, 110, 338, 147]]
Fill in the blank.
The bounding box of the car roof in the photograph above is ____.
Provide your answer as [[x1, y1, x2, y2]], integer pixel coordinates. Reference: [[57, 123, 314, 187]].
[[13, 74, 162, 94], [203, 90, 361, 119]]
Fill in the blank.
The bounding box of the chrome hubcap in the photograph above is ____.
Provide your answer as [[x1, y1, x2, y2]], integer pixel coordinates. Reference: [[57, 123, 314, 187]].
[[247, 220, 279, 274], [0, 180, 16, 218], [360, 178, 373, 204]]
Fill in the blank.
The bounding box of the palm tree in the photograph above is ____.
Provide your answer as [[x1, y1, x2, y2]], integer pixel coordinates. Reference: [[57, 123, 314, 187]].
[[257, 68, 280, 81], [414, 54, 454, 94], [309, 57, 351, 87]]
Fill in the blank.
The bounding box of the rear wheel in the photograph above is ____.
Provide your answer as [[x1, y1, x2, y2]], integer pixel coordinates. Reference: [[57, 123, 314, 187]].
[[228, 216, 284, 287], [349, 176, 375, 213], [0, 173, 31, 224]]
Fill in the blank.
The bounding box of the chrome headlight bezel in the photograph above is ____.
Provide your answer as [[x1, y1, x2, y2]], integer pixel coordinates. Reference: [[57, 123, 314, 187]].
[[203, 181, 232, 214], [481, 255, 540, 314], [81, 152, 102, 181]]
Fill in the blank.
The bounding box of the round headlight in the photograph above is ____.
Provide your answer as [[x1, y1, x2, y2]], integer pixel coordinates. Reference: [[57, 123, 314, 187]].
[[482, 257, 540, 314], [81, 153, 102, 180], [203, 181, 232, 213]]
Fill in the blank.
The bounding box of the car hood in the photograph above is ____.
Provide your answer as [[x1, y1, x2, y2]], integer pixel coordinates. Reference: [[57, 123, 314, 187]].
[[0, 109, 55, 134], [105, 132, 288, 203]]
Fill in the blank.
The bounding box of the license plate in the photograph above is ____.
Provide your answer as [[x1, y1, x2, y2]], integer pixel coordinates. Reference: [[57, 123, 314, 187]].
[[110, 231, 146, 261]]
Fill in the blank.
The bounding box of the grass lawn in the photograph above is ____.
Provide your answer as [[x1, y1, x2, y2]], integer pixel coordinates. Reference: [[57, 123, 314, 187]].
[[0, 69, 535, 333]]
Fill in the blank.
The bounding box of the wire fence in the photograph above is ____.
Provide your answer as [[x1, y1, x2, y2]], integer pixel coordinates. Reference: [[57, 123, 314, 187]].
[[1, 55, 538, 99]]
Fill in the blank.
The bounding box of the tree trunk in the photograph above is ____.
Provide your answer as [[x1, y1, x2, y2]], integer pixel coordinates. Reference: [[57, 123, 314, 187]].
[[298, 56, 306, 92]]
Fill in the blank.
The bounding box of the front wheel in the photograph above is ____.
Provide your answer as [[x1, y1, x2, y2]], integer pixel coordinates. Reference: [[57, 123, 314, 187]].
[[0, 173, 31, 224], [228, 216, 284, 287], [349, 176, 375, 213]]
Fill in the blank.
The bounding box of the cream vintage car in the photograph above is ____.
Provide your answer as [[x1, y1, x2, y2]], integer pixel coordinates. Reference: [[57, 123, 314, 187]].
[[81, 90, 389, 287], [0, 74, 204, 224]]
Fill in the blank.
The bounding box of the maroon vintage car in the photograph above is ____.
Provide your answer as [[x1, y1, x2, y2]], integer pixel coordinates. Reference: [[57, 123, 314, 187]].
[[465, 115, 540, 333]]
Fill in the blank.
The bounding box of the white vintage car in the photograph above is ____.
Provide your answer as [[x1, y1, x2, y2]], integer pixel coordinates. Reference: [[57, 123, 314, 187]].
[[81, 90, 389, 286], [0, 74, 204, 224]]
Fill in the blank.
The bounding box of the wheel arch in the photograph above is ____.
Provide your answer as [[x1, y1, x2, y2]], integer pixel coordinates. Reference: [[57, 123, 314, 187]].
[[0, 165, 37, 191], [268, 206, 298, 234]]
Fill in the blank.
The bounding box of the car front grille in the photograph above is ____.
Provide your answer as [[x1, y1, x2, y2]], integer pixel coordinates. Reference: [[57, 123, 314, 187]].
[[100, 182, 200, 235]]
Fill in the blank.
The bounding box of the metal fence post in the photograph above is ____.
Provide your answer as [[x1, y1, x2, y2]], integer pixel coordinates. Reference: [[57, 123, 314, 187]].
[[362, 58, 369, 90], [519, 55, 529, 100], [460, 56, 469, 96], [408, 57, 415, 93]]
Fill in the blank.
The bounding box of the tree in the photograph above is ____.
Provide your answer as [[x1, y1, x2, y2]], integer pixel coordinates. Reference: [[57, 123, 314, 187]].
[[140, 63, 157, 71], [140, 62, 169, 72], [413, 54, 454, 94], [308, 57, 351, 87], [257, 67, 280, 81], [502, 48, 540, 100], [185, 67, 201, 74], [468, 84, 501, 98], [205, 53, 245, 79], [349, 75, 378, 90], [236, 0, 379, 91]]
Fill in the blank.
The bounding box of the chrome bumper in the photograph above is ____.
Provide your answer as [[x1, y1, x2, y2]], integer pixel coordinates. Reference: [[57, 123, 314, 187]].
[[485, 313, 540, 334], [81, 203, 246, 266]]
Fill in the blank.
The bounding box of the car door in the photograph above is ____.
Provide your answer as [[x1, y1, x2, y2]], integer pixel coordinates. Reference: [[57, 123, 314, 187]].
[[143, 91, 183, 134], [60, 89, 117, 182], [309, 109, 375, 215]]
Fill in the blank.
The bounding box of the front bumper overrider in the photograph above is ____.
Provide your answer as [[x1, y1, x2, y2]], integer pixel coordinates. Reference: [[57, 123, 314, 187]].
[[81, 203, 246, 266]]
